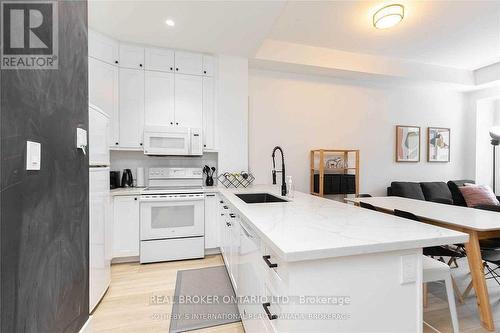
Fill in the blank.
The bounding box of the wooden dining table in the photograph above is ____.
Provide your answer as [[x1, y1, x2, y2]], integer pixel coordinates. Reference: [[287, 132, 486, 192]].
[[346, 196, 500, 331]]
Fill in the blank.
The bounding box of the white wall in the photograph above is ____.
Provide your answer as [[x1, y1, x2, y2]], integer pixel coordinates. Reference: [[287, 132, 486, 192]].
[[476, 99, 500, 190], [249, 69, 472, 196]]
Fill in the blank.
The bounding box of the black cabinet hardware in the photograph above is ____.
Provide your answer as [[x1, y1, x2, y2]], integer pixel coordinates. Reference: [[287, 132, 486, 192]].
[[176, 68, 179, 71], [170, 67, 173, 70], [223, 206, 228, 209], [140, 143, 143, 146], [229, 213, 236, 218], [204, 144, 207, 147], [139, 64, 143, 67], [134, 198, 137, 201], [226, 222, 231, 227], [262, 303, 277, 320], [263, 255, 278, 268], [115, 142, 119, 145], [203, 70, 207, 74], [170, 122, 173, 125], [115, 60, 118, 64], [176, 122, 179, 125], [220, 200, 224, 203], [206, 194, 215, 197]]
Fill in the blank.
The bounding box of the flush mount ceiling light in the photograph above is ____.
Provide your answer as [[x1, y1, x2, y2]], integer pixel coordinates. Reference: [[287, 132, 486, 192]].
[[165, 19, 175, 27], [373, 4, 404, 29]]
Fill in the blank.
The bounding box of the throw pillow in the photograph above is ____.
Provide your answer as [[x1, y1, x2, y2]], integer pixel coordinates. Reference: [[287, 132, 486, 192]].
[[459, 185, 500, 207]]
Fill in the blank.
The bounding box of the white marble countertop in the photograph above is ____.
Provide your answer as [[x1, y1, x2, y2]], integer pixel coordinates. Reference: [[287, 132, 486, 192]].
[[346, 196, 500, 231], [218, 185, 469, 262]]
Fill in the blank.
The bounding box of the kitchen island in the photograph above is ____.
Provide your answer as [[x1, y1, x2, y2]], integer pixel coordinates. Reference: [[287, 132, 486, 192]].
[[217, 185, 468, 333]]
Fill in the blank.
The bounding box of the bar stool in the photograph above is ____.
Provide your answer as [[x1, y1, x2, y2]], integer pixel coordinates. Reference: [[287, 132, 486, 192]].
[[394, 209, 460, 332], [422, 256, 460, 333]]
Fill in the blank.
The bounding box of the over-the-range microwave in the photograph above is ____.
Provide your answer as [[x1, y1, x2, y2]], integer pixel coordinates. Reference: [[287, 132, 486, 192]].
[[143, 126, 203, 156]]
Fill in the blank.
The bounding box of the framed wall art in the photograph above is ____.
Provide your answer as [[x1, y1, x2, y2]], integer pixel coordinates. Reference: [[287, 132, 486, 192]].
[[428, 127, 450, 162], [396, 125, 421, 162]]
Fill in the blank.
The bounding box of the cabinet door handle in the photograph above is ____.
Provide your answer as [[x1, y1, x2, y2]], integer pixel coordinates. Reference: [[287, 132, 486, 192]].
[[115, 60, 118, 64], [219, 201, 224, 204], [170, 67, 173, 71], [226, 222, 232, 227], [206, 194, 215, 197], [176, 68, 179, 71], [229, 213, 236, 218], [170, 122, 173, 125], [262, 255, 278, 268], [262, 303, 277, 320], [203, 70, 207, 74], [140, 143, 143, 146], [115, 142, 119, 145], [176, 122, 179, 125], [223, 206, 228, 209], [134, 198, 137, 201]]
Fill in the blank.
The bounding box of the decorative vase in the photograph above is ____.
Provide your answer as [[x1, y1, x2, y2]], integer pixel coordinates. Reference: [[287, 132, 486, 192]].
[[205, 176, 214, 187]]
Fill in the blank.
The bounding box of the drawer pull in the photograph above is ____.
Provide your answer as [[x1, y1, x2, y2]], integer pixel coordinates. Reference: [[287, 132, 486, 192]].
[[223, 206, 228, 209], [263, 255, 278, 268], [229, 213, 236, 218], [262, 302, 277, 320]]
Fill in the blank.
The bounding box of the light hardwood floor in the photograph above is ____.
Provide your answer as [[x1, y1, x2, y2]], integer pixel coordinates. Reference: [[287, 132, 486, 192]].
[[92, 255, 244, 333], [93, 255, 500, 333]]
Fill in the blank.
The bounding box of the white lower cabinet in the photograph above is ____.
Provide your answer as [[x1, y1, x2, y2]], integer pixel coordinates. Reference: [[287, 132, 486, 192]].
[[113, 195, 140, 258], [204, 193, 220, 249]]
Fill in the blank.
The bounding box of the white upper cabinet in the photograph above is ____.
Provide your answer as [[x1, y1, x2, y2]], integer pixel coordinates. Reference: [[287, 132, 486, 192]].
[[202, 76, 215, 150], [89, 30, 119, 65], [119, 44, 145, 70], [88, 57, 119, 146], [145, 71, 175, 127], [175, 51, 203, 76], [174, 74, 203, 128], [145, 47, 174, 73], [119, 68, 145, 148], [202, 55, 214, 76]]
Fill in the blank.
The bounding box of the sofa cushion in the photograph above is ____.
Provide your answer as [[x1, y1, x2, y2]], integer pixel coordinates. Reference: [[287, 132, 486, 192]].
[[420, 182, 453, 204], [390, 182, 426, 201], [447, 180, 475, 206], [459, 185, 500, 208]]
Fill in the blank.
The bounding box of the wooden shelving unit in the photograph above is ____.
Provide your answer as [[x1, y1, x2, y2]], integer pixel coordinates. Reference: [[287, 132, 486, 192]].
[[310, 149, 360, 198]]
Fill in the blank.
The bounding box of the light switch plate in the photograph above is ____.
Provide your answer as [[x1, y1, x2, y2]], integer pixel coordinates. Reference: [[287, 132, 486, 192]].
[[26, 141, 41, 170]]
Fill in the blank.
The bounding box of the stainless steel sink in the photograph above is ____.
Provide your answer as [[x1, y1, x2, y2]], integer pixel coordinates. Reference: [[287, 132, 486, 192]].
[[235, 193, 288, 204]]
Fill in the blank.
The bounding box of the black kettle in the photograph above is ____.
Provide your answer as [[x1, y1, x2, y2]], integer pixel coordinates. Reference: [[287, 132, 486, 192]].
[[121, 169, 133, 187]]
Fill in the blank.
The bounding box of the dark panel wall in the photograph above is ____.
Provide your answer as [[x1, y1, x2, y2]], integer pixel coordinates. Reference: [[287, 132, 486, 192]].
[[0, 1, 89, 332]]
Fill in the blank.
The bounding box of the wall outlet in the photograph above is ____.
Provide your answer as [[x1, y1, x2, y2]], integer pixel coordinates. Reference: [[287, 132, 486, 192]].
[[400, 254, 418, 284]]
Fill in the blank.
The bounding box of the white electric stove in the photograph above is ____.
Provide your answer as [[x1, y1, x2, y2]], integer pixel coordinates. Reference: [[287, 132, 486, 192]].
[[139, 167, 205, 263]]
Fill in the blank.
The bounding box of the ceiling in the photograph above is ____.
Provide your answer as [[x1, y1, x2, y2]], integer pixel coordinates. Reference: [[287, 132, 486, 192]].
[[268, 0, 500, 70], [89, 0, 500, 71], [88, 0, 286, 56]]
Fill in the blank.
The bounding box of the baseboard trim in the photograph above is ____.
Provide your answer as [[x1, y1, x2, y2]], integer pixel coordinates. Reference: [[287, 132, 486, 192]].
[[111, 255, 139, 264], [205, 247, 221, 255]]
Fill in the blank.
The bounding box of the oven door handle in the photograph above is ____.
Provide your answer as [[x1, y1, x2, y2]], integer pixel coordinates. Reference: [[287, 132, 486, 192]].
[[139, 195, 204, 202]]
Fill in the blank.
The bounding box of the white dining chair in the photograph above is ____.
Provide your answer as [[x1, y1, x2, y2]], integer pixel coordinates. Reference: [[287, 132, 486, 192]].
[[422, 255, 460, 333]]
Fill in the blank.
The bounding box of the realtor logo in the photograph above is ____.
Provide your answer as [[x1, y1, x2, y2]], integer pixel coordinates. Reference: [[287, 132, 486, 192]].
[[1, 1, 58, 69]]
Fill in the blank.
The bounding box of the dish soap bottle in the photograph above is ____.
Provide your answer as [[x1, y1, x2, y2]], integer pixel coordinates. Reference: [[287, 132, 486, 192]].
[[286, 176, 295, 198]]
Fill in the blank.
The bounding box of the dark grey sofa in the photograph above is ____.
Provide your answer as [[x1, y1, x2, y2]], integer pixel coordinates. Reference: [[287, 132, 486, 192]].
[[387, 180, 500, 212]]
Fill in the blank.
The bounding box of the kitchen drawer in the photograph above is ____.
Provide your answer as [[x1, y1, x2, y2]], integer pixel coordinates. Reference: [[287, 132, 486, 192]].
[[261, 244, 289, 285], [140, 237, 204, 263]]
